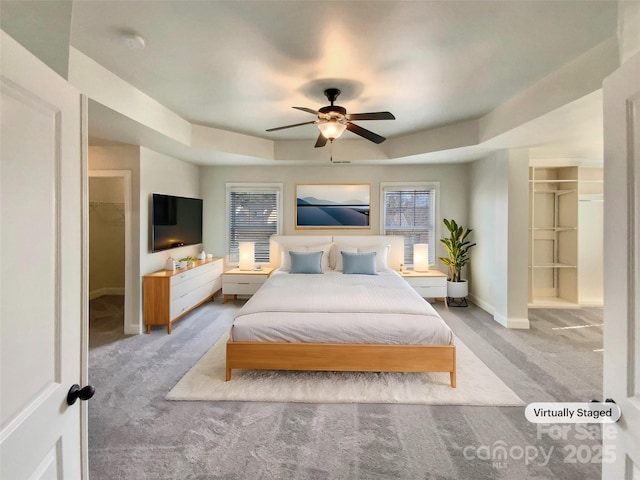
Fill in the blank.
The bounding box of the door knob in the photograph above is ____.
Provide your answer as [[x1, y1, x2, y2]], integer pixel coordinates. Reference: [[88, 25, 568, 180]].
[[67, 384, 95, 406]]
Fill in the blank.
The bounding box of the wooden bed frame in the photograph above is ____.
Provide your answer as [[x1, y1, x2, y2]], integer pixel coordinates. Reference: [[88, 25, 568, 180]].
[[224, 235, 457, 388], [225, 341, 456, 387]]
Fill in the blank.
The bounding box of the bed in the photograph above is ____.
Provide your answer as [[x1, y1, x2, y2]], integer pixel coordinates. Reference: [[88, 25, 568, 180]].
[[225, 235, 456, 387]]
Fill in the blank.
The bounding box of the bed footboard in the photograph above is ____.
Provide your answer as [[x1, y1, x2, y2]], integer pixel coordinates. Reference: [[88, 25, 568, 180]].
[[226, 341, 456, 388]]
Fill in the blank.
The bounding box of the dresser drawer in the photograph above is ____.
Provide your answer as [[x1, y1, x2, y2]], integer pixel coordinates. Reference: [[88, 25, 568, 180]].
[[170, 262, 215, 286], [223, 282, 263, 296], [404, 276, 446, 288], [223, 273, 267, 285], [170, 279, 216, 319], [172, 268, 218, 300], [412, 285, 447, 298]]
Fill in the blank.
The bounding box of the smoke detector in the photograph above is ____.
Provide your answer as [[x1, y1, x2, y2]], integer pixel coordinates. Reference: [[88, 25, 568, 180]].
[[122, 33, 145, 50]]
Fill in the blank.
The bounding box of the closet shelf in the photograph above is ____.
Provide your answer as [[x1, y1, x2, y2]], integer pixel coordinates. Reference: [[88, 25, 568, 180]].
[[533, 189, 576, 195], [531, 263, 576, 269], [529, 179, 578, 184], [530, 227, 576, 231]]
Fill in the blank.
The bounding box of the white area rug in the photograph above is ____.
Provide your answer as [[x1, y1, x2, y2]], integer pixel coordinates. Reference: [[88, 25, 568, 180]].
[[166, 331, 524, 405]]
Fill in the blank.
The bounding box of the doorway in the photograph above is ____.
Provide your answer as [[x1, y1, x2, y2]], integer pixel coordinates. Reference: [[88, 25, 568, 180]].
[[88, 170, 133, 334]]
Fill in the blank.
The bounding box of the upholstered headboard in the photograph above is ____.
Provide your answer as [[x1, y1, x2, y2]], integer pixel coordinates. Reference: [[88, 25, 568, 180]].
[[269, 235, 404, 270]]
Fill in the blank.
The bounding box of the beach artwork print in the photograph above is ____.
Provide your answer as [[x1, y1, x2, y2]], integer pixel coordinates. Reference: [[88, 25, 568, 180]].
[[296, 184, 370, 228]]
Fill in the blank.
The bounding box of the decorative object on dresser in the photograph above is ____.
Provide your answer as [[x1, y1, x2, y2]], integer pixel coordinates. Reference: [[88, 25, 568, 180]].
[[222, 267, 274, 303], [143, 257, 223, 334], [439, 218, 476, 307], [400, 269, 448, 307]]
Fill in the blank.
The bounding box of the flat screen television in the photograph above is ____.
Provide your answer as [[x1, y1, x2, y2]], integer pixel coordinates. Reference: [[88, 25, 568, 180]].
[[151, 193, 203, 252]]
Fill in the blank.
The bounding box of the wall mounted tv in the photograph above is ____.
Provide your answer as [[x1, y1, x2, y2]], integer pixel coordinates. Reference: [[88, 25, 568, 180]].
[[151, 193, 203, 252]]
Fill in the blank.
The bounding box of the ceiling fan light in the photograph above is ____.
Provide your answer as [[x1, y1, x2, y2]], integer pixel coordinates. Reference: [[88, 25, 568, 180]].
[[318, 120, 347, 140]]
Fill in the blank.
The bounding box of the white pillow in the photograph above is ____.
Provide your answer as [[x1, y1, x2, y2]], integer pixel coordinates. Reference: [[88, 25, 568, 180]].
[[332, 244, 358, 271], [358, 244, 390, 271], [279, 243, 332, 271]]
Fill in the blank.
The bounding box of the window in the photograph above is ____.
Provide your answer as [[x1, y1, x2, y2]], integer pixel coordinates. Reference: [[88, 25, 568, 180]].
[[381, 183, 438, 265], [227, 184, 282, 264]]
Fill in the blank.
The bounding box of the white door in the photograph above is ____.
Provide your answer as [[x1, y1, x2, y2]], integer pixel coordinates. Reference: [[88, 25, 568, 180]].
[[0, 31, 88, 478], [602, 51, 640, 478]]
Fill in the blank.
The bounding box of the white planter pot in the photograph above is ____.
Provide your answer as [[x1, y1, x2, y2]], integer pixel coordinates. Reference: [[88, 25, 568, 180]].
[[447, 279, 468, 298]]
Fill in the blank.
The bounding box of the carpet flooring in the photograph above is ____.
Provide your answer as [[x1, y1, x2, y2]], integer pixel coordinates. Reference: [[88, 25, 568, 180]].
[[88, 296, 603, 480]]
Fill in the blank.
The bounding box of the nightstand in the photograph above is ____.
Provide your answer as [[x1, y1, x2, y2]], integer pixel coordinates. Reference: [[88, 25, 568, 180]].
[[399, 270, 448, 307], [222, 267, 274, 303]]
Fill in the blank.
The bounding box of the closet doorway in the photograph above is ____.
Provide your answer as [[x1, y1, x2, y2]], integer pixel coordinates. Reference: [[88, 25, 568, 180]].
[[89, 170, 133, 335]]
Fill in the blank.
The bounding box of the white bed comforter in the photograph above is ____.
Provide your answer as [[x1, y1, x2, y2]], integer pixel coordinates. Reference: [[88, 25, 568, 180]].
[[230, 270, 453, 345]]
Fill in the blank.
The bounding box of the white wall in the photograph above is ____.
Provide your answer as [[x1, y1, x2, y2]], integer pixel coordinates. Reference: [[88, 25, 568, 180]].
[[139, 147, 201, 277], [578, 166, 604, 305], [469, 150, 529, 328], [618, 1, 640, 64], [199, 163, 469, 269], [90, 145, 201, 332], [578, 199, 604, 305], [468, 155, 497, 311], [89, 145, 141, 333]]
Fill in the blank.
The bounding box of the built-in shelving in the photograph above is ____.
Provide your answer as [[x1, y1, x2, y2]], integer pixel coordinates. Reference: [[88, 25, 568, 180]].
[[528, 165, 604, 308], [528, 166, 578, 307]]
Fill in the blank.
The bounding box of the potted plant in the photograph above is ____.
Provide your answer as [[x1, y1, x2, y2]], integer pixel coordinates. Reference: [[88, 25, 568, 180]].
[[439, 218, 476, 301]]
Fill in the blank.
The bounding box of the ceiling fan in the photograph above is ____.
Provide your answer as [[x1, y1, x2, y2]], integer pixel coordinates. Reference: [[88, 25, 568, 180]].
[[266, 88, 396, 147]]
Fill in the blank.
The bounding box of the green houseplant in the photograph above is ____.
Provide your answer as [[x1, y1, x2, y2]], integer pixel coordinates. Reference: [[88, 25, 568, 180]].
[[439, 219, 476, 298]]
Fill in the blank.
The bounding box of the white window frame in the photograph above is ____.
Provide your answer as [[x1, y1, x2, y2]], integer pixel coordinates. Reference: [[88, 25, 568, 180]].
[[380, 182, 440, 267], [226, 183, 283, 266]]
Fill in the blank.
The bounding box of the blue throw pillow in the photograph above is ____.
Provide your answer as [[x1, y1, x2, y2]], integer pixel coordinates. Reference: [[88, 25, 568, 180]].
[[289, 251, 323, 274], [341, 251, 378, 275]]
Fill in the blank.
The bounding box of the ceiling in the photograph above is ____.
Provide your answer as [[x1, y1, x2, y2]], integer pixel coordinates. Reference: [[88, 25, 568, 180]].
[[21, 1, 620, 164]]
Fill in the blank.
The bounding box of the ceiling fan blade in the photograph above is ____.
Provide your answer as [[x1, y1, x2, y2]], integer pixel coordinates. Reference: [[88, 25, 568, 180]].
[[292, 106, 319, 115], [314, 133, 328, 148], [346, 111, 396, 121], [346, 122, 386, 144], [266, 120, 317, 132]]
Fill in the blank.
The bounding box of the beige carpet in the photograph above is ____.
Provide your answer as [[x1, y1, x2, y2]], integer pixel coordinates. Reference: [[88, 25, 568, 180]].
[[166, 331, 524, 405]]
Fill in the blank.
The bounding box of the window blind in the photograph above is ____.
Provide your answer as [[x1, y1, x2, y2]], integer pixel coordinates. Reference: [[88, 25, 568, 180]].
[[228, 190, 279, 263], [383, 187, 436, 265]]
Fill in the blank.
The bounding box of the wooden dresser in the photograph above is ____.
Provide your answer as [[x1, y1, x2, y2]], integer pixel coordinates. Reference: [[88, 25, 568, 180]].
[[143, 257, 223, 333]]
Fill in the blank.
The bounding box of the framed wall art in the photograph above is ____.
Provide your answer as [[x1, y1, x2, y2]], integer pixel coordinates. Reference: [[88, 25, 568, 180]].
[[295, 184, 371, 229]]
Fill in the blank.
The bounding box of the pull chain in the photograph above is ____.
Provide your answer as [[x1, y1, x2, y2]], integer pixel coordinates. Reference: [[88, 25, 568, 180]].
[[330, 139, 334, 162]]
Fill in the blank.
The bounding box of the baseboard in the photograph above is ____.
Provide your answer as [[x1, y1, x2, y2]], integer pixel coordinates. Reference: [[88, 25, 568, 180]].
[[467, 294, 530, 329], [494, 312, 530, 329], [125, 322, 142, 335], [89, 287, 125, 300], [466, 293, 493, 315], [579, 300, 604, 308]]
